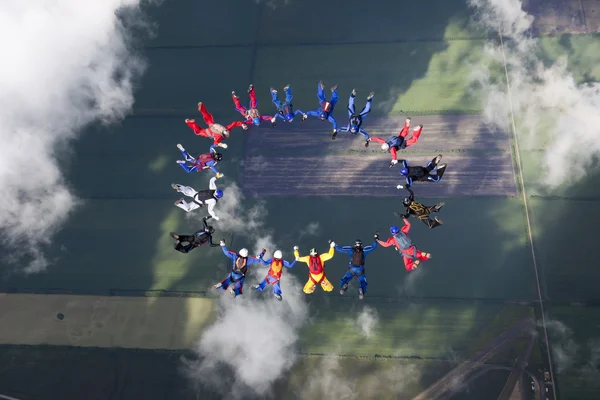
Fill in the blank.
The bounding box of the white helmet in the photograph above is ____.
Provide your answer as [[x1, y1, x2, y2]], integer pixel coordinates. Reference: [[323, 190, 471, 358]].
[[239, 248, 249, 257], [273, 250, 283, 259], [381, 143, 389, 151]]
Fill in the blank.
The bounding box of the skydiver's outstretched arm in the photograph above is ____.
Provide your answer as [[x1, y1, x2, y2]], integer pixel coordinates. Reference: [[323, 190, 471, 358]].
[[401, 218, 411, 234], [226, 121, 248, 130], [338, 125, 349, 133], [358, 128, 370, 140], [377, 237, 396, 248], [405, 126, 422, 147], [208, 235, 220, 247], [293, 110, 305, 117], [293, 248, 310, 264], [283, 259, 297, 268], [407, 187, 415, 202], [370, 136, 385, 144], [363, 240, 378, 254], [259, 257, 272, 266], [334, 245, 353, 256], [305, 110, 321, 117], [246, 256, 262, 266], [209, 177, 217, 190], [202, 217, 210, 231], [328, 115, 338, 131], [221, 244, 236, 260]]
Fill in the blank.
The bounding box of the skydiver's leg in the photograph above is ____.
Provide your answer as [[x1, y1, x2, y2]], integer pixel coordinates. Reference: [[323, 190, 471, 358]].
[[425, 155, 442, 173], [185, 119, 208, 137], [270, 89, 281, 108], [370, 136, 385, 144], [435, 164, 446, 179], [272, 281, 283, 297], [360, 97, 373, 118], [171, 184, 197, 198], [176, 162, 195, 173], [317, 81, 326, 104], [320, 276, 334, 292], [233, 279, 245, 296], [403, 257, 417, 271], [416, 249, 431, 261], [348, 92, 356, 117], [284, 85, 293, 104], [254, 277, 268, 291], [198, 102, 215, 125], [431, 202, 445, 213], [357, 273, 368, 295], [339, 270, 354, 293], [232, 93, 247, 115], [330, 86, 340, 107], [175, 199, 201, 212], [217, 275, 233, 290], [303, 278, 317, 294], [248, 84, 257, 109]]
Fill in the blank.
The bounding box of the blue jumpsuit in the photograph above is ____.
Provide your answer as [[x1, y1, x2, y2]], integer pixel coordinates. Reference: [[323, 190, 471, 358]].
[[218, 245, 261, 297], [338, 94, 373, 140], [177, 147, 220, 174], [306, 82, 339, 131], [271, 87, 305, 122], [335, 241, 377, 294], [255, 256, 297, 297]]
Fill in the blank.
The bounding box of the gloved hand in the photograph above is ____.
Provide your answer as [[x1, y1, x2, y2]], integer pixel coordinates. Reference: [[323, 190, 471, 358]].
[[271, 117, 276, 127], [397, 185, 404, 190], [391, 159, 398, 165], [293, 245, 298, 251], [374, 233, 379, 240], [242, 124, 248, 130], [220, 239, 226, 246], [218, 143, 228, 149], [295, 256, 299, 261], [302, 114, 308, 121], [330, 241, 336, 248], [204, 215, 212, 221], [213, 216, 220, 220]]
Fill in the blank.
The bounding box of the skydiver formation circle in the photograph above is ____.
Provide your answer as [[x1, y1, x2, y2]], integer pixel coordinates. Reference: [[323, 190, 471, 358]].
[[168, 82, 447, 301]]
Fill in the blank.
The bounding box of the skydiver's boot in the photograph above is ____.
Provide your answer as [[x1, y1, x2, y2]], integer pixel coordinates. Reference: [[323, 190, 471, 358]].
[[169, 232, 180, 240], [365, 138, 370, 147], [319, 81, 325, 91], [331, 84, 339, 92], [283, 84, 290, 91], [340, 284, 348, 295], [252, 284, 260, 290], [228, 287, 236, 296], [212, 282, 222, 289], [436, 164, 447, 179], [358, 288, 364, 300], [332, 130, 338, 140], [367, 92, 374, 101], [232, 91, 239, 99], [432, 202, 445, 212], [274, 294, 282, 301], [433, 217, 444, 228], [351, 89, 357, 97], [248, 84, 254, 93]]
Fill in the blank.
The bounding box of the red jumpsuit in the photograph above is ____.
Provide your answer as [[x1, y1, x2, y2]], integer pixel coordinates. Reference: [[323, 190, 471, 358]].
[[371, 120, 422, 161], [186, 103, 246, 145], [232, 86, 273, 125], [377, 218, 430, 271]]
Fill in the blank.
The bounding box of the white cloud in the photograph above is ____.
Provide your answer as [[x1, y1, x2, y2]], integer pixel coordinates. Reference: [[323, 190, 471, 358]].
[[355, 305, 379, 339], [0, 0, 151, 272], [468, 0, 600, 189]]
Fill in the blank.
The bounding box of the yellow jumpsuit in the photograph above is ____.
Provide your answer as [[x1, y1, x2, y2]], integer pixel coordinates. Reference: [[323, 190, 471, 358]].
[[294, 247, 335, 294]]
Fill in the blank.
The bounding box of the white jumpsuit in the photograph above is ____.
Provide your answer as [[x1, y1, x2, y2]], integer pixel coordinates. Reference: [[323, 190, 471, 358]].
[[173, 177, 220, 220]]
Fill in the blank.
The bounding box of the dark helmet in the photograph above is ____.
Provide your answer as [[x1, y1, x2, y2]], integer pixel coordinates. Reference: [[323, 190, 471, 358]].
[[252, 117, 261, 126], [286, 113, 294, 122], [205, 225, 215, 234], [213, 152, 223, 161], [214, 189, 224, 199], [319, 111, 328, 120], [400, 167, 409, 176], [350, 116, 360, 132], [354, 239, 363, 249], [403, 197, 412, 207], [390, 226, 400, 235]]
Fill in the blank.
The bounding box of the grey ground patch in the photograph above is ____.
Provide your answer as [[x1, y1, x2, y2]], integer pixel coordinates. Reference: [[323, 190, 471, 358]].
[[242, 115, 517, 198], [524, 0, 599, 34]]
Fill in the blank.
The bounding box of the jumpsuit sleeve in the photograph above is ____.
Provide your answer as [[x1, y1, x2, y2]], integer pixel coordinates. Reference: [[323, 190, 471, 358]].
[[208, 235, 220, 247], [390, 147, 398, 160], [328, 115, 338, 130], [401, 218, 411, 234], [305, 110, 320, 117], [202, 218, 209, 230], [226, 121, 246, 130], [246, 257, 261, 266], [320, 246, 335, 262], [399, 124, 410, 138], [364, 241, 378, 254], [283, 259, 297, 268], [207, 199, 218, 220], [294, 250, 310, 264], [359, 127, 370, 139], [222, 246, 235, 260], [377, 237, 396, 248], [293, 110, 304, 116], [334, 245, 353, 256], [401, 160, 409, 169], [260, 115, 274, 122], [275, 113, 286, 121], [260, 257, 272, 266], [408, 188, 415, 201], [209, 177, 217, 190], [209, 144, 219, 153], [338, 124, 349, 132], [370, 136, 385, 144]]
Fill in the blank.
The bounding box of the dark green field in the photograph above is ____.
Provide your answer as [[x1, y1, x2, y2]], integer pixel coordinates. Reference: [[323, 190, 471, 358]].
[[1, 0, 600, 399]]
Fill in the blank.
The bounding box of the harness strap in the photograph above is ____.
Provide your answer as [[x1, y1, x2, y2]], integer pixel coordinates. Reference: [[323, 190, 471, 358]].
[[309, 273, 324, 285], [349, 267, 365, 276]]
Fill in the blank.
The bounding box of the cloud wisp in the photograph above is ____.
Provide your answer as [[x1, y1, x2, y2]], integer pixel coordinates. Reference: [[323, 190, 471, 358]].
[[0, 0, 152, 272]]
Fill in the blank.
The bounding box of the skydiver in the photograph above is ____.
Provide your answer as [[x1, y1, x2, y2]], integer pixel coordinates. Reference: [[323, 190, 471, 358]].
[[376, 218, 431, 272], [184, 102, 248, 148], [232, 84, 276, 128], [169, 216, 219, 253], [213, 240, 261, 297], [253, 249, 298, 301], [394, 187, 444, 229], [305, 81, 340, 138], [270, 85, 307, 123], [171, 176, 223, 220], [294, 241, 336, 294], [333, 238, 377, 300], [397, 155, 446, 188], [175, 143, 224, 178], [338, 89, 374, 147], [370, 118, 423, 167]]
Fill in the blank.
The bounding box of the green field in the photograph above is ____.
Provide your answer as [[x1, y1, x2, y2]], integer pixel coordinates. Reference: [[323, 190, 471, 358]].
[[1, 0, 600, 399]]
